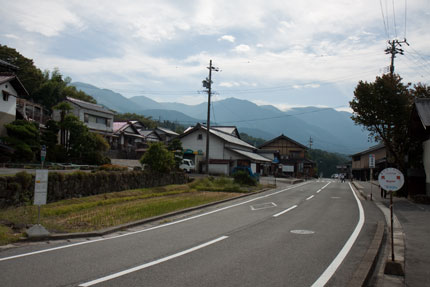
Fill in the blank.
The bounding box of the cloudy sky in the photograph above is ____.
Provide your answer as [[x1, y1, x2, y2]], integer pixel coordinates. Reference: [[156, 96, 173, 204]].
[[1, 0, 429, 112]]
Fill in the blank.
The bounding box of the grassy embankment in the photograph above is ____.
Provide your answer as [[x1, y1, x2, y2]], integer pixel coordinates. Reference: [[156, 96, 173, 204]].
[[0, 177, 270, 245]]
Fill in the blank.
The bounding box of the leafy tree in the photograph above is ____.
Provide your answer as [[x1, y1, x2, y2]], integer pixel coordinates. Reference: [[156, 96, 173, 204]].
[[0, 45, 45, 97], [114, 113, 157, 129], [350, 74, 430, 174], [239, 133, 266, 147], [167, 138, 183, 167], [140, 142, 175, 173], [308, 149, 349, 177], [4, 120, 40, 162]]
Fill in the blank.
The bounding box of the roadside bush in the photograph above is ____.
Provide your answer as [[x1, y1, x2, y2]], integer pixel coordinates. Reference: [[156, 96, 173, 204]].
[[233, 171, 257, 186], [99, 164, 128, 171]]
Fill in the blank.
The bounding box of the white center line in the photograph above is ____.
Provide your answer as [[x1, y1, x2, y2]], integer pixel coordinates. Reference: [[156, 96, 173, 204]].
[[306, 195, 315, 200], [79, 236, 229, 286], [316, 189, 322, 193], [311, 182, 365, 287], [273, 205, 298, 217]]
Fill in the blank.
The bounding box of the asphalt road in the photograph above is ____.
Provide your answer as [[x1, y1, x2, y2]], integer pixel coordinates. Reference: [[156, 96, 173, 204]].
[[0, 179, 383, 287]]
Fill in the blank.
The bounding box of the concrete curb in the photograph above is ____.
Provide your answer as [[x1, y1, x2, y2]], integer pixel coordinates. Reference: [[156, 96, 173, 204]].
[[23, 187, 274, 242], [348, 221, 386, 287]]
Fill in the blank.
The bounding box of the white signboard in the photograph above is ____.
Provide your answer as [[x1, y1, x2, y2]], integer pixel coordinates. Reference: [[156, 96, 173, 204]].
[[282, 165, 294, 172], [34, 170, 49, 205], [378, 168, 404, 192], [369, 154, 375, 168]]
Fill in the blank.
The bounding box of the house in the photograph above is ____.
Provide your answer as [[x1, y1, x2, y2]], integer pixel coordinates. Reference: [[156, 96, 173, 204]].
[[110, 121, 161, 159], [154, 127, 179, 143], [178, 123, 271, 175], [409, 98, 430, 196], [259, 134, 314, 178], [16, 98, 50, 126], [53, 97, 114, 138], [0, 73, 29, 137], [351, 143, 386, 181]]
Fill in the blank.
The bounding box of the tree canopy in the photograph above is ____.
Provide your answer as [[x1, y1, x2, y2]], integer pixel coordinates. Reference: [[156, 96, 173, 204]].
[[350, 74, 430, 172], [140, 142, 175, 173]]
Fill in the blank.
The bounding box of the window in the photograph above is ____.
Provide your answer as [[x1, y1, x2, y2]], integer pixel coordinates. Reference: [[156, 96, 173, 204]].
[[197, 134, 203, 140], [2, 90, 9, 101], [84, 113, 89, 123], [96, 117, 107, 125]]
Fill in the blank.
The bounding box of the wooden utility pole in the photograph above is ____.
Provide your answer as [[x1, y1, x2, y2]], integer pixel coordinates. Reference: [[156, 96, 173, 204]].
[[203, 60, 219, 175], [385, 39, 408, 75]]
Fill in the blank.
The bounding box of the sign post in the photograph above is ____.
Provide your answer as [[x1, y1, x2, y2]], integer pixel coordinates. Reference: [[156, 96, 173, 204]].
[[40, 145, 46, 169], [27, 169, 50, 237], [378, 167, 404, 262], [369, 154, 375, 201]]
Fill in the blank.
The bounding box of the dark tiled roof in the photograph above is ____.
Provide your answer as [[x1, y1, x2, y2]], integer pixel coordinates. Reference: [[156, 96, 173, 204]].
[[67, 97, 114, 115], [415, 98, 430, 129], [0, 59, 19, 71], [0, 73, 29, 97], [350, 143, 385, 157], [259, 134, 307, 150]]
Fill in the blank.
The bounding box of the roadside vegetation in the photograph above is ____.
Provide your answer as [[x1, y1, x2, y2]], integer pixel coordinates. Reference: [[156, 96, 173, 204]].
[[0, 177, 270, 245]]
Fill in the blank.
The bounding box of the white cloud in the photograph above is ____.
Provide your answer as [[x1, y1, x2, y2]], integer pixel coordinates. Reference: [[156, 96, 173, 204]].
[[233, 44, 251, 53], [3, 34, 19, 40], [219, 35, 235, 42]]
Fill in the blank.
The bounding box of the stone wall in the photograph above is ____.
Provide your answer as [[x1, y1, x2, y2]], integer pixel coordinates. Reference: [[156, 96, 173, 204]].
[[0, 170, 187, 208]]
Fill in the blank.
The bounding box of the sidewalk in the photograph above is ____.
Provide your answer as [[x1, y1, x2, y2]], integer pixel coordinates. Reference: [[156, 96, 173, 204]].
[[354, 181, 430, 287]]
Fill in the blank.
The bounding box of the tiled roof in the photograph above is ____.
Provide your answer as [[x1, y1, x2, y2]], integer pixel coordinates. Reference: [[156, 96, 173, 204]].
[[67, 97, 114, 115], [156, 127, 179, 136], [0, 74, 29, 97], [113, 122, 128, 133], [259, 134, 307, 150], [415, 98, 430, 129], [350, 143, 385, 156], [229, 148, 271, 162]]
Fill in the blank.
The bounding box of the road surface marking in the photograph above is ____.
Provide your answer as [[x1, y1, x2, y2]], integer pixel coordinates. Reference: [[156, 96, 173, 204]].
[[306, 195, 315, 200], [79, 236, 229, 286], [250, 202, 277, 210], [310, 182, 364, 287], [273, 205, 298, 217], [320, 182, 330, 190], [316, 189, 322, 193], [0, 182, 310, 262]]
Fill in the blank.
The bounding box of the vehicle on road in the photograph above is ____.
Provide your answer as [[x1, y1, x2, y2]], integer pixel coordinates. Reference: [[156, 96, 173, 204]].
[[179, 159, 195, 173]]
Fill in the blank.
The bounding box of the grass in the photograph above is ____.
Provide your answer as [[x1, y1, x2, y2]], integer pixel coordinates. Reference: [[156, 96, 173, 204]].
[[0, 177, 269, 244]]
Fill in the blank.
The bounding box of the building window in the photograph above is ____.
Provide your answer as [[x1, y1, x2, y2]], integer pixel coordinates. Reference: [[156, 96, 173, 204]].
[[353, 155, 361, 161], [197, 134, 203, 140], [96, 117, 107, 125], [84, 113, 89, 123], [2, 90, 9, 101]]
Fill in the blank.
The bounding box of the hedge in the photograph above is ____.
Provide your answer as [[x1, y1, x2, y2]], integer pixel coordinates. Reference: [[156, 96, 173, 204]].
[[0, 171, 187, 208]]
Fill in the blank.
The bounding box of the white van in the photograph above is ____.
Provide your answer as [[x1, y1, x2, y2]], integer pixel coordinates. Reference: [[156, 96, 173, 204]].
[[179, 159, 195, 173]]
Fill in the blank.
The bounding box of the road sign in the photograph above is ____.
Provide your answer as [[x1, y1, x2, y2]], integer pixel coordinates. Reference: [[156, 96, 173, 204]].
[[378, 168, 404, 192], [34, 169, 48, 205], [369, 154, 375, 168]]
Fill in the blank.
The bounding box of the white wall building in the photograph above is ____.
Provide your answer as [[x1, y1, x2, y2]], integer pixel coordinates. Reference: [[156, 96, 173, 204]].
[[0, 74, 29, 137], [179, 124, 271, 175]]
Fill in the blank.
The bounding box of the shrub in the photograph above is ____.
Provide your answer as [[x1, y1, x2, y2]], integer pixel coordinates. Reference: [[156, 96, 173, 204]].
[[99, 164, 128, 171], [233, 171, 257, 186]]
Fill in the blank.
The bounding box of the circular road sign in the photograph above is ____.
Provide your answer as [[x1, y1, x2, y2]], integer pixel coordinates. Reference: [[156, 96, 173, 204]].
[[378, 168, 404, 192]]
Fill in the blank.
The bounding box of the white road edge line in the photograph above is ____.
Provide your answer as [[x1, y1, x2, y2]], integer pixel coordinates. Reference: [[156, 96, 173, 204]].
[[273, 205, 298, 217], [79, 236, 229, 287], [316, 189, 322, 193], [306, 195, 315, 200], [0, 182, 310, 262], [310, 182, 365, 287]]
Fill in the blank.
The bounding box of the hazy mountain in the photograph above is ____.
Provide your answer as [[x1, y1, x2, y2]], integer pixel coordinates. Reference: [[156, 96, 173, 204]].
[[73, 82, 371, 154], [72, 82, 142, 113]]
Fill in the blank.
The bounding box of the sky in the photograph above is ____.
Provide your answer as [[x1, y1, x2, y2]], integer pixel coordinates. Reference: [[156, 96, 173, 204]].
[[1, 0, 429, 112]]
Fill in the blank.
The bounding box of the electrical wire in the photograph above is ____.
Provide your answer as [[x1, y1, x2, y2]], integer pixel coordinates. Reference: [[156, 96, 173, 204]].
[[380, 0, 390, 39], [392, 0, 398, 38]]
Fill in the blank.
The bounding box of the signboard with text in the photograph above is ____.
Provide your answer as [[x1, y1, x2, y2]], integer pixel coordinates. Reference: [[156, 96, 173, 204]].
[[369, 154, 375, 168], [378, 168, 404, 192], [34, 170, 48, 205]]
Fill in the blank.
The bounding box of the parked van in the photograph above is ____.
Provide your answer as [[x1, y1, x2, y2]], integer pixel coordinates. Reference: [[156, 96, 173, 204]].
[[179, 159, 195, 173]]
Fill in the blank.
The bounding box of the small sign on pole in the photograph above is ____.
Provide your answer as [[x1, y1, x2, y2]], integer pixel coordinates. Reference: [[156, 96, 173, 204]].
[[369, 154, 375, 168], [34, 169, 48, 206], [378, 167, 404, 262]]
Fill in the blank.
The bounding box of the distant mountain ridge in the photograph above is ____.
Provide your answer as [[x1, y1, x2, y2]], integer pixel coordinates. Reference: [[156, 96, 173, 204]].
[[72, 82, 371, 154]]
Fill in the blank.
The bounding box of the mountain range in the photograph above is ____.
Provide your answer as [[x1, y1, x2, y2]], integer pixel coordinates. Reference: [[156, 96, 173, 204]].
[[72, 82, 372, 155]]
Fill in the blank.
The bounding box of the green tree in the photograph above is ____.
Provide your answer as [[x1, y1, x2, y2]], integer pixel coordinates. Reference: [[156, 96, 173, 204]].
[[167, 138, 183, 168], [4, 120, 40, 162], [140, 142, 175, 173], [239, 133, 266, 147], [0, 45, 45, 97], [350, 74, 430, 176]]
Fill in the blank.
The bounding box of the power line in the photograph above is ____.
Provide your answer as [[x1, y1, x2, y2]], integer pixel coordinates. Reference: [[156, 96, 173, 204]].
[[392, 0, 398, 38], [380, 0, 390, 39]]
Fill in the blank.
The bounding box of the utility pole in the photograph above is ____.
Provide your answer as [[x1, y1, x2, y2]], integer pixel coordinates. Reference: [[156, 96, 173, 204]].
[[202, 60, 219, 175], [308, 137, 313, 149], [385, 39, 409, 75]]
